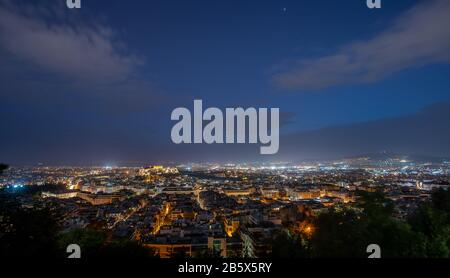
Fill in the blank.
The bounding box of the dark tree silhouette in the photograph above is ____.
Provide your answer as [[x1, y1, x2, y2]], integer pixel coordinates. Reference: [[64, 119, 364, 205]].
[[312, 192, 429, 257], [0, 206, 60, 257], [58, 229, 157, 259], [431, 188, 450, 214], [0, 164, 8, 175], [310, 207, 367, 257], [408, 188, 450, 257], [278, 191, 436, 258], [271, 231, 309, 258]]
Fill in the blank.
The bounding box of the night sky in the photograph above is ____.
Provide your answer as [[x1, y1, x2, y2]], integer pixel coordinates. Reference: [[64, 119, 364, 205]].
[[1, 0, 450, 166]]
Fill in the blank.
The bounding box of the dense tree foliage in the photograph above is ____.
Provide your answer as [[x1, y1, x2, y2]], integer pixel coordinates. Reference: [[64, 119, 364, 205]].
[[58, 229, 156, 259], [1, 160, 449, 259], [276, 189, 450, 258], [0, 197, 155, 259], [271, 231, 309, 258], [0, 206, 60, 257], [408, 189, 450, 257]]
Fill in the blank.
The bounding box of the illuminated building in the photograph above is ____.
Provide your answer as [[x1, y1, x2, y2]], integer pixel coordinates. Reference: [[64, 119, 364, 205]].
[[224, 218, 240, 237]]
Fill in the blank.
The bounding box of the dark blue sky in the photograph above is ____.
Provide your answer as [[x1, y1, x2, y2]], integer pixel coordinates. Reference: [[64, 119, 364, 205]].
[[1, 0, 450, 165]]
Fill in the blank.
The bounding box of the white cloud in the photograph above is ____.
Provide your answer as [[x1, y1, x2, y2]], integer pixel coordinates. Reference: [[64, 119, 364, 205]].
[[274, 0, 450, 91], [0, 0, 142, 84]]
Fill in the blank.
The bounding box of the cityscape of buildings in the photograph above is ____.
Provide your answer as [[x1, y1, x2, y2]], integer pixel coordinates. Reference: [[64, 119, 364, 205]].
[[1, 155, 449, 258]]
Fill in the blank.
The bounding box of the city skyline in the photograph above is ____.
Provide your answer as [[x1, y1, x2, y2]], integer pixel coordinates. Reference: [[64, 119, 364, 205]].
[[2, 157, 449, 259]]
